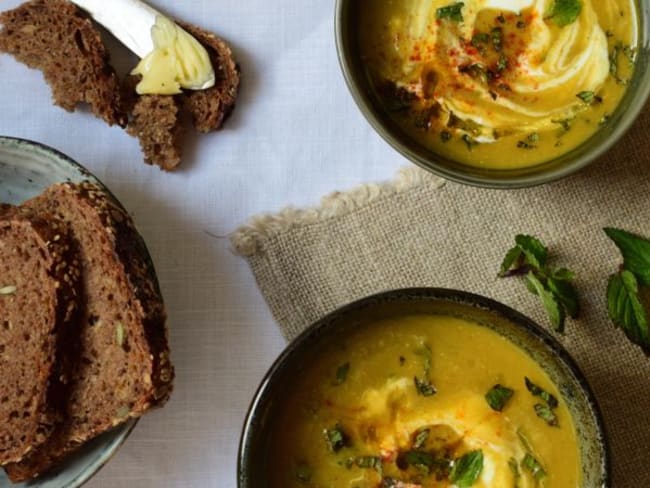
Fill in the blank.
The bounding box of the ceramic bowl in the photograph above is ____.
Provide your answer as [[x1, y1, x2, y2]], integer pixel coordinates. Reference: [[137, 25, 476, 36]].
[[335, 0, 650, 188], [238, 288, 609, 487], [0, 136, 138, 488]]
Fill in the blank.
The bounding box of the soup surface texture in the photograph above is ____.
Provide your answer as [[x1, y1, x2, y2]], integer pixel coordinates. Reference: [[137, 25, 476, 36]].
[[266, 315, 581, 487], [359, 0, 638, 169]]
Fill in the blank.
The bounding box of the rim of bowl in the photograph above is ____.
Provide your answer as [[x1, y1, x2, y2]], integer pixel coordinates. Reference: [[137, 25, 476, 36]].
[[0, 135, 140, 488], [334, 0, 650, 189], [238, 287, 610, 487]]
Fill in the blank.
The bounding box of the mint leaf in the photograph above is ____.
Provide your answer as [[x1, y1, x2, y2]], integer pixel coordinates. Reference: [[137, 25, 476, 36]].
[[550, 0, 582, 26], [334, 362, 350, 385], [551, 268, 575, 281], [522, 453, 547, 480], [534, 403, 559, 427], [525, 377, 559, 409], [323, 425, 348, 452], [414, 376, 437, 396], [547, 277, 579, 318], [412, 427, 430, 449], [526, 272, 566, 332], [515, 235, 548, 269], [607, 270, 650, 353], [604, 228, 650, 286], [436, 2, 464, 22], [355, 456, 382, 472], [485, 384, 514, 412], [450, 450, 484, 487], [499, 246, 524, 277]]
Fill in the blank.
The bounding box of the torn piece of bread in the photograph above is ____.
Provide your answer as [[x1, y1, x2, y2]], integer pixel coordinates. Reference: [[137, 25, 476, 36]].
[[126, 93, 184, 171], [0, 0, 241, 170], [0, 0, 126, 127], [4, 182, 174, 482], [0, 208, 82, 465], [126, 22, 241, 170]]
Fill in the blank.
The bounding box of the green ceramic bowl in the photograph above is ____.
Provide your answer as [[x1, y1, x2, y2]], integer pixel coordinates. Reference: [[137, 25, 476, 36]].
[[0, 137, 139, 488], [335, 1, 650, 188], [238, 288, 609, 487]]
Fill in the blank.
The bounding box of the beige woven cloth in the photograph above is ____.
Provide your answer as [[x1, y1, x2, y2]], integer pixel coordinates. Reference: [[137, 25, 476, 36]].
[[232, 106, 650, 486]]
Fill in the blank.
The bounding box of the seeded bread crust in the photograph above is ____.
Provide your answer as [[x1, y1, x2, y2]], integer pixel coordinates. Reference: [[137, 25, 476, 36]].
[[0, 0, 126, 126], [5, 182, 173, 482], [179, 22, 240, 133], [0, 208, 82, 465]]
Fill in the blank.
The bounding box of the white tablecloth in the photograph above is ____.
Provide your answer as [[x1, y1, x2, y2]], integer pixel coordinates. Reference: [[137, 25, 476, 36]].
[[0, 0, 404, 486]]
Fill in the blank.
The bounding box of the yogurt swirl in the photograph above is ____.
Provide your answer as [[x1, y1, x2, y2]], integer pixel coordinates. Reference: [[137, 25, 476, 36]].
[[377, 0, 634, 141]]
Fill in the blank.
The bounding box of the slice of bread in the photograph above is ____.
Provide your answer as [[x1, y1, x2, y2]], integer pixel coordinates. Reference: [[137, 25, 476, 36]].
[[0, 208, 82, 465], [0, 0, 126, 127], [4, 182, 174, 482]]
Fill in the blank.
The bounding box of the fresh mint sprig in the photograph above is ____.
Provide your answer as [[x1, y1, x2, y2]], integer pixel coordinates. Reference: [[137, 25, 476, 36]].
[[604, 228, 650, 354], [499, 235, 579, 332]]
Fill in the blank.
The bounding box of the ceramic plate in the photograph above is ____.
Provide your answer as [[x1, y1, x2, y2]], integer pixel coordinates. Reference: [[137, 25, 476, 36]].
[[0, 136, 138, 488]]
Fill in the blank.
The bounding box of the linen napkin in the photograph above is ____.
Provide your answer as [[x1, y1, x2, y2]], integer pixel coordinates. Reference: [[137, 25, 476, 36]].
[[232, 106, 650, 486]]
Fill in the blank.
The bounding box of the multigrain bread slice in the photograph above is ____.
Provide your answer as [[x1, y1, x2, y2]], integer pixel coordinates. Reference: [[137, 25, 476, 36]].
[[4, 182, 174, 482], [126, 21, 241, 170], [0, 0, 126, 127], [0, 208, 82, 465]]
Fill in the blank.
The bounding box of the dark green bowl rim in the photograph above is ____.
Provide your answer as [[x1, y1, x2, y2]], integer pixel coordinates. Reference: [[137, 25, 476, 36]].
[[334, 0, 650, 189], [237, 287, 610, 487]]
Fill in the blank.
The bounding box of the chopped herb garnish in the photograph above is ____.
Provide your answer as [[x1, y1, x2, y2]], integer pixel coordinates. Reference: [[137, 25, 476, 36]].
[[525, 377, 559, 409], [499, 235, 579, 332], [471, 32, 490, 47], [552, 118, 573, 132], [412, 427, 430, 449], [522, 453, 547, 480], [534, 403, 559, 427], [449, 450, 484, 487], [576, 91, 602, 105], [517, 133, 539, 149], [462, 134, 478, 151], [609, 42, 635, 85], [599, 114, 611, 126], [399, 355, 406, 365], [604, 228, 650, 354], [441, 130, 452, 143], [517, 20, 526, 29], [485, 384, 514, 412], [356, 456, 382, 472], [496, 13, 506, 24], [436, 2, 464, 22], [497, 54, 508, 72], [508, 457, 521, 487], [549, 0, 582, 27], [334, 362, 350, 385], [460, 63, 489, 84], [491, 27, 503, 51], [324, 424, 348, 452], [414, 376, 437, 396], [295, 463, 312, 483], [401, 450, 435, 469]]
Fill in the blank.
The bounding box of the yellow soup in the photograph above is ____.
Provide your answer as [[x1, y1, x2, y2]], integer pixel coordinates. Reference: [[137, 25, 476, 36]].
[[359, 0, 639, 169], [267, 315, 581, 487]]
